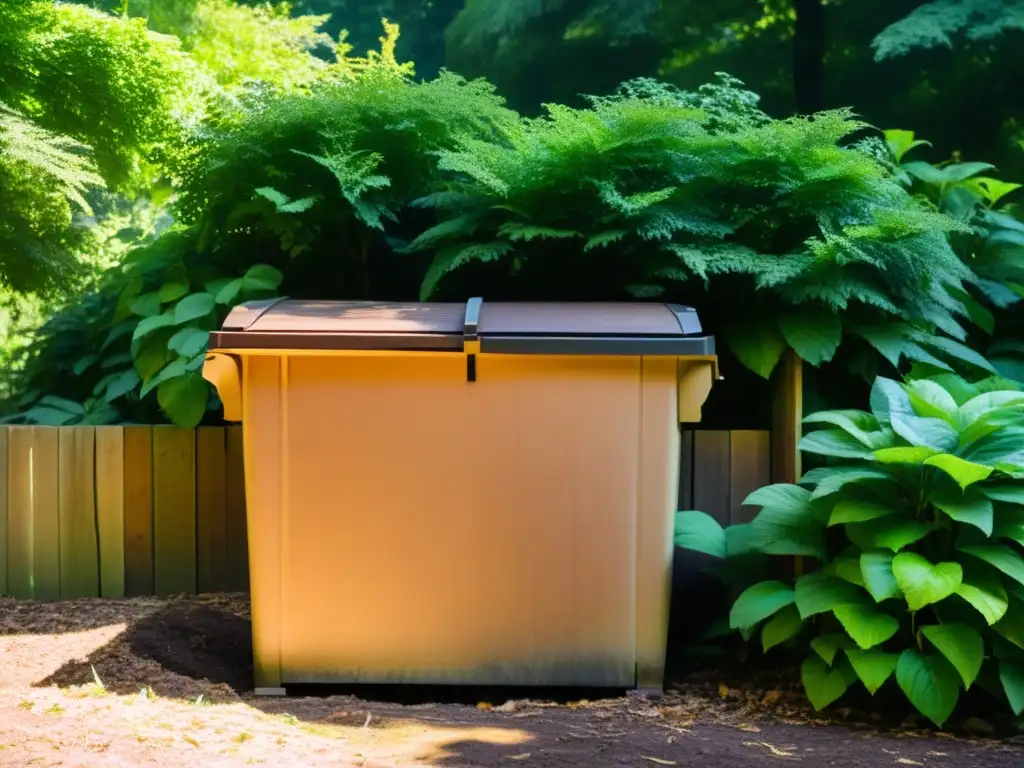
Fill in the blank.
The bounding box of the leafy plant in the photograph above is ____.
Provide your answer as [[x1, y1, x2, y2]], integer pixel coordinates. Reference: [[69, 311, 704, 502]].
[[412, 75, 973, 380], [5, 228, 282, 427], [884, 129, 1024, 384], [174, 51, 516, 299], [676, 374, 1024, 726]]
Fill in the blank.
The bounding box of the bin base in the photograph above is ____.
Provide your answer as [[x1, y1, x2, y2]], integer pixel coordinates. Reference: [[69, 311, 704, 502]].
[[254, 687, 287, 697]]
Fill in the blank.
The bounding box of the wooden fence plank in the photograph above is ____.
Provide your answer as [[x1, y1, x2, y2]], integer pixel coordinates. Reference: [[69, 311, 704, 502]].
[[225, 426, 249, 592], [197, 428, 228, 594], [7, 428, 33, 599], [123, 427, 154, 597], [31, 428, 60, 601], [153, 428, 196, 595], [772, 350, 803, 485], [692, 431, 732, 526], [0, 428, 7, 596], [729, 430, 772, 525], [96, 428, 125, 597], [58, 427, 99, 599]]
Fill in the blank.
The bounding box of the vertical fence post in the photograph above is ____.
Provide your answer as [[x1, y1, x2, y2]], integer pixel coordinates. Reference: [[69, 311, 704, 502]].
[[772, 349, 804, 575]]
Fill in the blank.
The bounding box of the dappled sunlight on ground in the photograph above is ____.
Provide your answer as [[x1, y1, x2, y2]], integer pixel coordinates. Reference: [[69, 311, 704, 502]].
[[2, 595, 1022, 767]]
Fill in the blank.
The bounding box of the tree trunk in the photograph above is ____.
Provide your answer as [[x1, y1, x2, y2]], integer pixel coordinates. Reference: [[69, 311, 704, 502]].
[[792, 0, 826, 114]]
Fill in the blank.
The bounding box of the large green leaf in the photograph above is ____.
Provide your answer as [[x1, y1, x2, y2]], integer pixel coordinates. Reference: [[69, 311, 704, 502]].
[[828, 501, 895, 526], [762, 604, 803, 653], [132, 312, 176, 342], [167, 328, 210, 359], [158, 280, 190, 303], [795, 572, 868, 619], [833, 555, 866, 587], [806, 467, 895, 500], [743, 484, 812, 510], [174, 293, 217, 325], [242, 264, 284, 291], [905, 379, 958, 423], [778, 309, 842, 366], [995, 598, 1024, 649], [799, 430, 875, 460], [930, 489, 994, 536], [993, 507, 1024, 545], [802, 653, 850, 710], [958, 392, 1024, 431], [874, 446, 940, 464], [750, 505, 826, 558], [896, 650, 961, 727], [726, 323, 786, 379], [846, 649, 899, 694], [140, 359, 188, 398], [891, 553, 963, 611], [921, 623, 983, 689], [811, 632, 856, 665], [725, 523, 757, 557], [892, 415, 958, 452], [983, 484, 1024, 505], [1000, 661, 1024, 716], [956, 569, 1009, 625], [848, 517, 932, 553], [961, 546, 1024, 588], [861, 550, 900, 602], [673, 511, 726, 558], [802, 410, 879, 447], [157, 373, 209, 428], [920, 335, 997, 375], [870, 377, 915, 426], [130, 291, 161, 317], [924, 454, 994, 489], [833, 605, 900, 650], [960, 428, 1024, 469], [729, 581, 795, 630]]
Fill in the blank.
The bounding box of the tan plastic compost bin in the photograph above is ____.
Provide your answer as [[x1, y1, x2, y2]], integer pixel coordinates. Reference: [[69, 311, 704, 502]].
[[203, 298, 717, 695]]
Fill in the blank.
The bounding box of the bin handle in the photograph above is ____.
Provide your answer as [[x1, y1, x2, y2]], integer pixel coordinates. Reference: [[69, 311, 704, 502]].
[[463, 297, 483, 382]]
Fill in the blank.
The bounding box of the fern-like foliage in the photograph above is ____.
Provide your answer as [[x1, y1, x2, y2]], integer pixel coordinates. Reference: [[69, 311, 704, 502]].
[[0, 103, 105, 291], [413, 74, 971, 378], [873, 0, 1024, 61], [175, 46, 517, 297]]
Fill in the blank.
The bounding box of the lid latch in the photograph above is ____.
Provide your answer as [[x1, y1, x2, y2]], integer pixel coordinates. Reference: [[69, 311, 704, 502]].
[[463, 297, 483, 383]]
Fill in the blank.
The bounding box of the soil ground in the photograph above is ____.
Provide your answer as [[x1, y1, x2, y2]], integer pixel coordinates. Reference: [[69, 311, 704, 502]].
[[2, 594, 1023, 767]]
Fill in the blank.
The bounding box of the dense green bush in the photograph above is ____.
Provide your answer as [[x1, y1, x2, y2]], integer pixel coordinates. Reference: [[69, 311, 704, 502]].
[[882, 129, 1024, 384], [3, 39, 516, 426], [3, 227, 282, 427], [412, 76, 979, 380], [676, 374, 1024, 726]]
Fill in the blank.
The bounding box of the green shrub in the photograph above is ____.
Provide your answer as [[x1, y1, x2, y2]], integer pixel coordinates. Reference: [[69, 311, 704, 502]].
[[676, 374, 1024, 726], [3, 227, 282, 427], [883, 129, 1024, 384], [411, 76, 976, 380]]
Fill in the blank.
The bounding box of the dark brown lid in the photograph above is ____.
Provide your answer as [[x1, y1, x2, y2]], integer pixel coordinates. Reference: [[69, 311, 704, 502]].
[[209, 299, 714, 356]]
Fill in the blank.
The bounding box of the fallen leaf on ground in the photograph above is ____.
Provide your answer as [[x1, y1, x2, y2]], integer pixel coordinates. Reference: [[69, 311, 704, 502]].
[[641, 757, 676, 766], [895, 760, 922, 766], [718, 684, 730, 699], [735, 724, 761, 733], [744, 741, 796, 758], [761, 690, 783, 707], [477, 703, 493, 711], [506, 754, 530, 761]]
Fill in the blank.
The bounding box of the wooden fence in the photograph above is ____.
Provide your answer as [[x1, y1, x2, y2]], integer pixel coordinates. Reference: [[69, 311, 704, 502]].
[[0, 426, 248, 601], [0, 426, 773, 602]]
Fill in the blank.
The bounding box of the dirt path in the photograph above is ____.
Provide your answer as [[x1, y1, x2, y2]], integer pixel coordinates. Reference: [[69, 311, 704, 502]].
[[1, 594, 1022, 767]]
